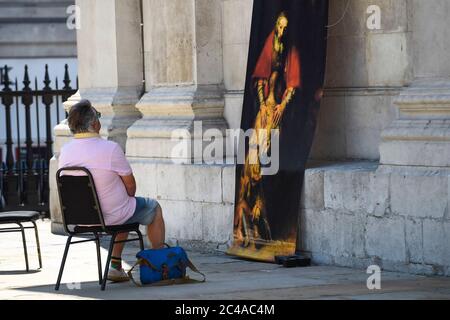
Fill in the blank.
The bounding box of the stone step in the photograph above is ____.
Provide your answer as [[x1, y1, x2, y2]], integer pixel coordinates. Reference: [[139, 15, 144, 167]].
[[0, 0, 72, 19], [0, 23, 75, 43]]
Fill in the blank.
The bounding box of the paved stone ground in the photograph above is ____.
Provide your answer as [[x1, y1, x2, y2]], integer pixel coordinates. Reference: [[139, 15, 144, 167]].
[[1, 219, 450, 300]]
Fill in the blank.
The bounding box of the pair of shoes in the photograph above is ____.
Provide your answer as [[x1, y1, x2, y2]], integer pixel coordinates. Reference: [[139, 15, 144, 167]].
[[107, 267, 129, 282]]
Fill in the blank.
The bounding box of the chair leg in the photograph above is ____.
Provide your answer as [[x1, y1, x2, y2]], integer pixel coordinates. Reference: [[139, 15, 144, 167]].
[[101, 233, 117, 291], [32, 221, 43, 269], [94, 232, 102, 285], [136, 229, 145, 251], [17, 223, 29, 272], [55, 236, 72, 291]]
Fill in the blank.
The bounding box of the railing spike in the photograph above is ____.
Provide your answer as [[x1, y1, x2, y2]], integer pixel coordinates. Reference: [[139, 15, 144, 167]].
[[3, 65, 10, 90], [63, 64, 72, 90], [43, 64, 51, 88], [23, 64, 30, 90]]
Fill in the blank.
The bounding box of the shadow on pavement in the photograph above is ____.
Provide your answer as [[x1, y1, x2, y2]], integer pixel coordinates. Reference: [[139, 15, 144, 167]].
[[0, 269, 42, 275]]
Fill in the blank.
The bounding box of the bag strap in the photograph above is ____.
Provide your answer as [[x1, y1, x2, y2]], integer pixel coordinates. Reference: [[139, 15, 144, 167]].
[[127, 256, 206, 287], [127, 258, 144, 287], [185, 257, 206, 282]]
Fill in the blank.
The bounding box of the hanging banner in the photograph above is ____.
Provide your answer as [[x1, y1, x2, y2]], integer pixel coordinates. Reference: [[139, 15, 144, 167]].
[[228, 0, 329, 262]]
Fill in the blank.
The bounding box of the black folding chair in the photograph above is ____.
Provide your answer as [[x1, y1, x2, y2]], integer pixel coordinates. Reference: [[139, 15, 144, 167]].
[[55, 167, 144, 291], [0, 211, 42, 272]]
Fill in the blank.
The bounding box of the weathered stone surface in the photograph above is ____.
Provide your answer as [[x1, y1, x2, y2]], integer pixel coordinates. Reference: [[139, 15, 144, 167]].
[[345, 93, 397, 160], [300, 162, 450, 276], [323, 162, 388, 215], [302, 209, 336, 256], [222, 165, 236, 204], [222, 43, 248, 91], [325, 35, 368, 88], [310, 96, 347, 160], [390, 171, 447, 219], [411, 0, 450, 79], [301, 207, 366, 261], [405, 218, 424, 264], [157, 163, 223, 203], [423, 219, 450, 266], [334, 211, 366, 258], [222, 0, 252, 92], [366, 216, 406, 262], [129, 160, 158, 198], [201, 203, 234, 243], [301, 167, 325, 210], [311, 90, 399, 161], [158, 199, 203, 241], [222, 0, 253, 46], [327, 0, 408, 38], [130, 159, 226, 204], [366, 32, 410, 87], [143, 0, 195, 86], [224, 92, 243, 130], [380, 124, 450, 167]]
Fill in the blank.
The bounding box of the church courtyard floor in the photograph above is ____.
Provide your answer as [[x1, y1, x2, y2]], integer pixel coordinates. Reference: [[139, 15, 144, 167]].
[[1, 219, 449, 300]]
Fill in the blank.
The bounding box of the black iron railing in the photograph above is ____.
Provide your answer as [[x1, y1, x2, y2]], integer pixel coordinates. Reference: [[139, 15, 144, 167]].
[[0, 64, 78, 214]]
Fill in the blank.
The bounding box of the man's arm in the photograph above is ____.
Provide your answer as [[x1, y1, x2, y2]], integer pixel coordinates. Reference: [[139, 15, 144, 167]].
[[120, 174, 136, 197]]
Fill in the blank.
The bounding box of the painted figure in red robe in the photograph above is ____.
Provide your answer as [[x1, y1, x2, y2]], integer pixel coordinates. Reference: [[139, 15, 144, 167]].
[[234, 11, 302, 249]]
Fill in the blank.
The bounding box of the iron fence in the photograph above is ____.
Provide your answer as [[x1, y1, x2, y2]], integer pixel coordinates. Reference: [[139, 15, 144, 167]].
[[0, 64, 77, 214]]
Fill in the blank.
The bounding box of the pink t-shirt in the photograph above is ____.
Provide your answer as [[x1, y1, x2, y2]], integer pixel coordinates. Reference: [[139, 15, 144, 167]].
[[58, 136, 136, 225]]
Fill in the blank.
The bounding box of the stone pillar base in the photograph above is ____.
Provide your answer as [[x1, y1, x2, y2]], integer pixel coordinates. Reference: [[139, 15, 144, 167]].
[[380, 79, 450, 167], [127, 86, 228, 161]]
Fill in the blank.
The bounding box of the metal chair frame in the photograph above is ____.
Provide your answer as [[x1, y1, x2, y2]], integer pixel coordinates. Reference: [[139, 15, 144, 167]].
[[0, 218, 42, 272], [55, 167, 144, 291]]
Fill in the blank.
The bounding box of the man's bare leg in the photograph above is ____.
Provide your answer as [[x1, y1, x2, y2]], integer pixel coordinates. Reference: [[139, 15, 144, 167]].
[[108, 232, 129, 282], [112, 232, 129, 259], [148, 205, 165, 249]]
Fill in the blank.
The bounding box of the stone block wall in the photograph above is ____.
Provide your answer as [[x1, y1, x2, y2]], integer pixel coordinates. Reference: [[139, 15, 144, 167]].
[[129, 159, 236, 248], [300, 162, 450, 276]]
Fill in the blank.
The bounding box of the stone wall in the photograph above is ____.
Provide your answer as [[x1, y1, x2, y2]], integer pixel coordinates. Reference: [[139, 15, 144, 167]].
[[130, 160, 235, 248], [311, 0, 410, 161], [300, 162, 450, 276], [299, 0, 450, 276]]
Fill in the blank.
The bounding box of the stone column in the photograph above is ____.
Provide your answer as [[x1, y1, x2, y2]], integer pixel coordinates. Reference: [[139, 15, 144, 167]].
[[126, 0, 234, 247], [221, 0, 253, 131], [375, 0, 450, 274], [49, 0, 144, 234], [380, 0, 450, 167]]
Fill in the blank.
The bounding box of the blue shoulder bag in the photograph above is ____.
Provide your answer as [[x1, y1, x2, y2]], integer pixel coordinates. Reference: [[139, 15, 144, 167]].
[[128, 245, 206, 286]]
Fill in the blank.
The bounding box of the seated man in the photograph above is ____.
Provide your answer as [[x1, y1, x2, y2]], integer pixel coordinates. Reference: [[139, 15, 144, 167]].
[[59, 99, 165, 282]]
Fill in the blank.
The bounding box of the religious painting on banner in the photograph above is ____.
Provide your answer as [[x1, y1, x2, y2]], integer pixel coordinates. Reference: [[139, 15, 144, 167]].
[[227, 0, 329, 262]]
